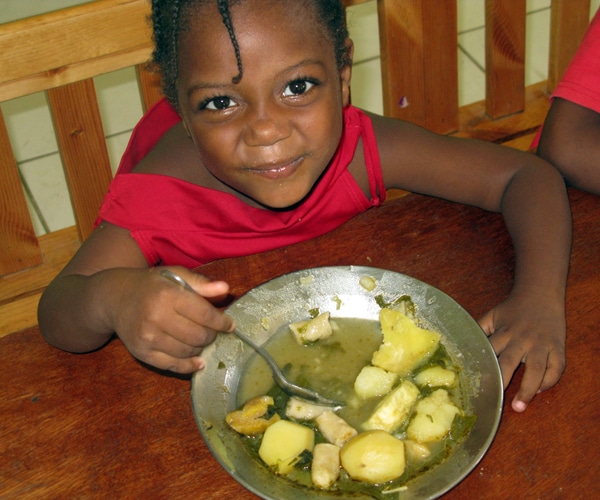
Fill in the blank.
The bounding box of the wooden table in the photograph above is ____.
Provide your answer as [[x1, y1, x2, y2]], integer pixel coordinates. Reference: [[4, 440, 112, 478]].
[[2, 189, 599, 499]]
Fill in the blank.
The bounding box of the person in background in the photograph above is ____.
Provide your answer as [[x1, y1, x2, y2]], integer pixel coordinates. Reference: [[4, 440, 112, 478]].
[[536, 9, 600, 194]]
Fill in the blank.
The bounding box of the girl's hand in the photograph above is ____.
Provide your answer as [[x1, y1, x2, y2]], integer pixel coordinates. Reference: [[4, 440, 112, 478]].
[[478, 292, 566, 412], [109, 266, 234, 374]]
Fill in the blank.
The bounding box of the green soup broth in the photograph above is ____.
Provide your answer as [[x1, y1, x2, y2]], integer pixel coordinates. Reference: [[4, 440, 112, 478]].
[[234, 315, 473, 497]]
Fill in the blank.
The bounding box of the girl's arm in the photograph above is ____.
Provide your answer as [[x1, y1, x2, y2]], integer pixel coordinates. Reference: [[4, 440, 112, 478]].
[[369, 113, 571, 412], [537, 97, 600, 194], [38, 222, 233, 374]]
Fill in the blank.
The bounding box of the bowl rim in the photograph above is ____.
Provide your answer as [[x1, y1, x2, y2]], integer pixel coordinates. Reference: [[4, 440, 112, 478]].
[[191, 265, 503, 499]]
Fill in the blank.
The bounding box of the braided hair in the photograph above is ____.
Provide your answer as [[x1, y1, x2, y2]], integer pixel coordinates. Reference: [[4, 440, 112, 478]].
[[150, 0, 350, 111]]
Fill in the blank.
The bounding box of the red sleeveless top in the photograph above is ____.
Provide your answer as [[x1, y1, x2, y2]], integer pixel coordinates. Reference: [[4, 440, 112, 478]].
[[97, 99, 386, 267]]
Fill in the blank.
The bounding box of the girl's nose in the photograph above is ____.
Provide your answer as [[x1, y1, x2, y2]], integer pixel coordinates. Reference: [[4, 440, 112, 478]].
[[243, 104, 291, 147]]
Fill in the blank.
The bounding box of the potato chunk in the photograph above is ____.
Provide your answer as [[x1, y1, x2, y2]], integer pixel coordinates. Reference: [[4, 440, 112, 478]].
[[289, 312, 332, 345], [340, 430, 406, 483], [225, 395, 280, 435], [414, 365, 457, 388], [363, 380, 420, 433], [404, 439, 431, 462], [372, 309, 441, 376], [311, 443, 340, 489], [259, 420, 315, 475], [406, 389, 461, 443], [354, 365, 397, 399], [315, 410, 357, 447]]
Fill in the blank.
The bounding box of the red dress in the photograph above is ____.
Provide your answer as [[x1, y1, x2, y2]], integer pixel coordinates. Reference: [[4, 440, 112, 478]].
[[97, 100, 386, 267], [532, 10, 600, 147]]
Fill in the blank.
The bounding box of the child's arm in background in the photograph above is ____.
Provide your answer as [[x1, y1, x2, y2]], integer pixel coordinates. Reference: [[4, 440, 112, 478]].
[[537, 98, 600, 194], [369, 113, 571, 412], [38, 222, 234, 374]]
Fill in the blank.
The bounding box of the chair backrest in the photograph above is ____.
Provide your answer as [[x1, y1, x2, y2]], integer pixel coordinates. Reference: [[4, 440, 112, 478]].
[[367, 0, 591, 148], [0, 0, 158, 335], [0, 0, 593, 336]]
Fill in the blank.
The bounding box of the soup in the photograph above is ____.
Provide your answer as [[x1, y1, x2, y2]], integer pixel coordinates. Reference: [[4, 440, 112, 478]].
[[231, 312, 475, 497]]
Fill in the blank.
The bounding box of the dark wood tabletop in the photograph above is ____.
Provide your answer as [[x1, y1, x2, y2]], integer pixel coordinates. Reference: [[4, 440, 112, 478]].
[[2, 189, 599, 499]]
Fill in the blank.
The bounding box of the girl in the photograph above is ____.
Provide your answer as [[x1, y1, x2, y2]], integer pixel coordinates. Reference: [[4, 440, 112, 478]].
[[38, 0, 571, 413]]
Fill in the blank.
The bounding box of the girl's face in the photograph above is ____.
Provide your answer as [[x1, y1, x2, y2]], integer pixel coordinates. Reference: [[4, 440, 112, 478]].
[[176, 0, 352, 209]]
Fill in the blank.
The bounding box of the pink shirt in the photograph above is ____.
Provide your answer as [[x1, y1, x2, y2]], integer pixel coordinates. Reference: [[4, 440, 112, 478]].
[[552, 9, 600, 113], [97, 100, 386, 267], [533, 10, 600, 147]]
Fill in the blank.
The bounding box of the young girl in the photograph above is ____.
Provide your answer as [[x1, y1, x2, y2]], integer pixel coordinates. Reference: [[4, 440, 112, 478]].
[[38, 0, 571, 413]]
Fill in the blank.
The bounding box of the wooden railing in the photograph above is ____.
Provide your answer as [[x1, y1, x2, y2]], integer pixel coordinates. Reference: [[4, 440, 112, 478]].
[[0, 0, 160, 336]]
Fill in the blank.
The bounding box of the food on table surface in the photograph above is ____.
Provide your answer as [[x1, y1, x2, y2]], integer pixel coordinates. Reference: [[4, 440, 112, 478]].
[[372, 308, 441, 376], [225, 395, 280, 435], [414, 365, 457, 388], [406, 389, 462, 443], [362, 379, 420, 433], [289, 311, 333, 345], [354, 365, 398, 399], [225, 303, 474, 494], [315, 410, 357, 447], [311, 443, 341, 489], [340, 430, 406, 483], [258, 419, 315, 475]]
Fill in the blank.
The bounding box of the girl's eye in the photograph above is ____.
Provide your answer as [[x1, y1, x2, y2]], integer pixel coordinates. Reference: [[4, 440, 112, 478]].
[[201, 96, 236, 111], [283, 79, 317, 97]]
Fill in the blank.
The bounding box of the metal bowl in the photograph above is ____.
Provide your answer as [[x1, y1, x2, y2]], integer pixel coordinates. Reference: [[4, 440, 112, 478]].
[[191, 266, 503, 499]]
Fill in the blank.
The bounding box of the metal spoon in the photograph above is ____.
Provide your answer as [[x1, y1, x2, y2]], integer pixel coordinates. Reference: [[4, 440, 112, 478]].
[[160, 269, 345, 407]]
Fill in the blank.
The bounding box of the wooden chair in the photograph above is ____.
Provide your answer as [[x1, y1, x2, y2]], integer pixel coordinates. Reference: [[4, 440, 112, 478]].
[[0, 0, 160, 336], [350, 0, 592, 149], [0, 0, 593, 337]]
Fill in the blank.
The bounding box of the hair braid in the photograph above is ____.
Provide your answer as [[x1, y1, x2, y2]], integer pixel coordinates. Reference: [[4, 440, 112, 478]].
[[150, 0, 350, 111], [151, 0, 184, 108], [217, 0, 243, 84]]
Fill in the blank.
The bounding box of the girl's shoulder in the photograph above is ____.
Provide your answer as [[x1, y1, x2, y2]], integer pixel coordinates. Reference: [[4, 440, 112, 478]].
[[132, 122, 201, 182]]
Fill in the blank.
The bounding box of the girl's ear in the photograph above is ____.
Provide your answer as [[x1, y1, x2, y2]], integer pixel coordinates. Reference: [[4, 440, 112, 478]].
[[340, 38, 354, 107]]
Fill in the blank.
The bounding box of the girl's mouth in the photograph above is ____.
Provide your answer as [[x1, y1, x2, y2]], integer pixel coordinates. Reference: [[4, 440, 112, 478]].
[[246, 156, 304, 180]]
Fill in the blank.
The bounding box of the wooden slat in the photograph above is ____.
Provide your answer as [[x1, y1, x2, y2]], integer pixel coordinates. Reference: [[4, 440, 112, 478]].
[[502, 131, 538, 152], [0, 293, 42, 338], [485, 0, 526, 118], [0, 109, 43, 276], [341, 0, 372, 6], [0, 0, 153, 101], [0, 226, 81, 337], [378, 0, 458, 134], [47, 80, 113, 241], [547, 0, 591, 92], [136, 64, 164, 113], [453, 81, 550, 144]]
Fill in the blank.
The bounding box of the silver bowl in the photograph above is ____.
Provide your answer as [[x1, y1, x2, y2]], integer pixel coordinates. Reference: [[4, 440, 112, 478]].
[[191, 266, 503, 499]]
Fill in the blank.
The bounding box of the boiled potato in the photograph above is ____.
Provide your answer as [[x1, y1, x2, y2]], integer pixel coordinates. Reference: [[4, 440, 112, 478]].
[[340, 430, 406, 483], [363, 380, 420, 433], [225, 395, 280, 435], [311, 443, 340, 489], [259, 420, 315, 475], [404, 439, 431, 462], [406, 389, 461, 443], [354, 365, 397, 399], [372, 308, 441, 376], [414, 365, 457, 388], [289, 312, 332, 345]]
